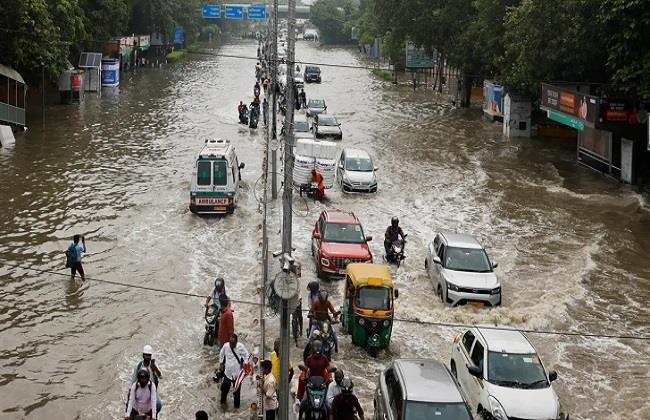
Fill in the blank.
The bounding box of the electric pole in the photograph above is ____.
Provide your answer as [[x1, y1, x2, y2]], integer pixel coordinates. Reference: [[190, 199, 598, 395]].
[[270, 0, 279, 199], [278, 0, 297, 418]]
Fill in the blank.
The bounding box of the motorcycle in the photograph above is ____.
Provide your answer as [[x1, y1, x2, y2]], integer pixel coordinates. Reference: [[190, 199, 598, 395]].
[[310, 319, 337, 360], [300, 376, 328, 420], [249, 107, 259, 129], [239, 110, 249, 125], [203, 303, 220, 346], [386, 234, 407, 267]]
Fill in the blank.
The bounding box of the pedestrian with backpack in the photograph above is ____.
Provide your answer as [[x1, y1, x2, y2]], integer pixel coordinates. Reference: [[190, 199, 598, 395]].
[[218, 333, 249, 408], [131, 345, 163, 414], [125, 369, 158, 420], [66, 234, 86, 282]]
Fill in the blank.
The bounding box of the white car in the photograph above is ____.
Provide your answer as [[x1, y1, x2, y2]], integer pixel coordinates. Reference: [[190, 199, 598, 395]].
[[294, 74, 305, 89], [451, 327, 569, 420], [337, 148, 378, 193], [425, 232, 501, 307]]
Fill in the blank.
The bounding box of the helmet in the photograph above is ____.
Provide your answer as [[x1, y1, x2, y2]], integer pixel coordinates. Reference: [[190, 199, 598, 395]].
[[137, 368, 150, 381], [340, 378, 353, 392], [312, 340, 323, 356], [143, 345, 153, 355], [311, 330, 322, 340], [214, 277, 225, 290], [391, 216, 399, 227], [307, 281, 320, 293]]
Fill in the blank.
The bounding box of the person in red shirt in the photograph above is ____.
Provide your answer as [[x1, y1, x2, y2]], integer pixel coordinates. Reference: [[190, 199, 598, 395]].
[[310, 169, 325, 201], [297, 340, 330, 402], [308, 291, 338, 336], [218, 297, 234, 349]]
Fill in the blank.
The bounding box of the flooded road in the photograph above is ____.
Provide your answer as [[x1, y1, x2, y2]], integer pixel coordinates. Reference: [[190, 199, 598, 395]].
[[1, 39, 649, 420]]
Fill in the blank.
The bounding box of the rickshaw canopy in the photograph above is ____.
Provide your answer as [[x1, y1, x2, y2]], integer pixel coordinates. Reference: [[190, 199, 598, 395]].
[[346, 263, 393, 288]]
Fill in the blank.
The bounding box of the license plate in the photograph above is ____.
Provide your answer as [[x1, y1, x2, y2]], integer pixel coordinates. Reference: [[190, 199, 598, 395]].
[[213, 206, 227, 212], [197, 197, 228, 205], [468, 301, 485, 309]]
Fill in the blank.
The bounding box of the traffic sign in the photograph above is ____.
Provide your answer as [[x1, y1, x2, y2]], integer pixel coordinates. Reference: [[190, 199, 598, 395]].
[[202, 4, 221, 19], [247, 4, 267, 19], [224, 5, 244, 19]]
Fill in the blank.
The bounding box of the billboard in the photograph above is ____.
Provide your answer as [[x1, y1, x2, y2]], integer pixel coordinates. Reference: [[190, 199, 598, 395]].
[[540, 83, 599, 129], [405, 42, 435, 68]]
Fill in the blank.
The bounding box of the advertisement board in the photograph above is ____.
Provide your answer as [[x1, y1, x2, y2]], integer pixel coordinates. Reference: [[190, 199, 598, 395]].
[[540, 83, 599, 129], [405, 42, 435, 68], [482, 81, 503, 119]]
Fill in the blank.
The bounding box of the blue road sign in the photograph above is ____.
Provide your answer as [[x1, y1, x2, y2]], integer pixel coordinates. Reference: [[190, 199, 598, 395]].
[[202, 4, 221, 19], [247, 4, 267, 19], [225, 5, 244, 19]]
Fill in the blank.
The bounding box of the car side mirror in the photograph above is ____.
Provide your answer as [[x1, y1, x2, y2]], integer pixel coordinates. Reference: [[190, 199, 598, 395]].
[[491, 261, 498, 269], [394, 289, 399, 299], [374, 166, 379, 171], [338, 163, 344, 169], [239, 162, 245, 169], [433, 256, 441, 264], [313, 232, 321, 239], [337, 123, 341, 126], [365, 235, 373, 241], [467, 365, 482, 378], [548, 370, 558, 382]]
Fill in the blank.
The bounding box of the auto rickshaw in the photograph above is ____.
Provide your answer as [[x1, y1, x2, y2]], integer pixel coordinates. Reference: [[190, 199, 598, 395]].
[[341, 263, 398, 357]]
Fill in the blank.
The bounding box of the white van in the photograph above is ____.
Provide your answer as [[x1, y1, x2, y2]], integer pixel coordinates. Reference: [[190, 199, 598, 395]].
[[190, 139, 245, 215]]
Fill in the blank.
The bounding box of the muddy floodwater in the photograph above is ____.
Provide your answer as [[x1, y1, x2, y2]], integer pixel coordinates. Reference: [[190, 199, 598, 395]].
[[1, 40, 649, 419]]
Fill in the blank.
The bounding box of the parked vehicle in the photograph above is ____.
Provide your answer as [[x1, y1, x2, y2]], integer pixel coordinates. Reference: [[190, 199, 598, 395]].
[[311, 209, 373, 278], [304, 65, 322, 83], [341, 263, 397, 356], [337, 148, 378, 193], [294, 74, 305, 89], [425, 233, 501, 307], [306, 98, 327, 118], [293, 120, 313, 140], [189, 139, 245, 215], [450, 328, 569, 420], [313, 114, 342, 140], [374, 358, 474, 420]]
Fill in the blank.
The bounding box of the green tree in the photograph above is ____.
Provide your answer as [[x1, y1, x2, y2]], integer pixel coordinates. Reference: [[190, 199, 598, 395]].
[[80, 0, 129, 42], [600, 0, 650, 98], [310, 0, 356, 44]]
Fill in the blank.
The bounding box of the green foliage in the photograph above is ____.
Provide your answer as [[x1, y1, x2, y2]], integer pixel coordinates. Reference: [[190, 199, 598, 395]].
[[310, 0, 357, 44], [371, 68, 393, 82], [166, 50, 184, 61]]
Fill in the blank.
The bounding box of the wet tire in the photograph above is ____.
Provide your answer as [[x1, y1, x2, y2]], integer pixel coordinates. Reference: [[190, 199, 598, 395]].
[[207, 333, 215, 347], [369, 348, 378, 358], [451, 361, 457, 378], [437, 285, 444, 302], [203, 333, 209, 346]]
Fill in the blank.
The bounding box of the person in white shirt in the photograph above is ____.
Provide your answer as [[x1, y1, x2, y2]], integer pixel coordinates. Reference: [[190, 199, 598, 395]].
[[259, 359, 278, 420], [326, 369, 350, 410], [218, 333, 249, 408], [125, 369, 157, 420]]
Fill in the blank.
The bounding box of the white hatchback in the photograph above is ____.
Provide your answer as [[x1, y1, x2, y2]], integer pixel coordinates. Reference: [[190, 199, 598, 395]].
[[450, 327, 569, 420]]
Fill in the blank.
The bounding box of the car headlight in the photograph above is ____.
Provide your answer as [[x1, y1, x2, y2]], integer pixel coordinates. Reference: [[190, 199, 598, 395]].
[[320, 257, 330, 267], [490, 286, 501, 295], [358, 317, 365, 326], [488, 396, 508, 420], [383, 319, 390, 327], [447, 282, 460, 292]]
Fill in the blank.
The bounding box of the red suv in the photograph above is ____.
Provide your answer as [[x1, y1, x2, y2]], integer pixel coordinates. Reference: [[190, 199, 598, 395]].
[[311, 209, 373, 278]]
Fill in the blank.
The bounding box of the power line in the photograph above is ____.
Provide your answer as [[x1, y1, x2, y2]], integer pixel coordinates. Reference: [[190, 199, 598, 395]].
[[3, 261, 650, 342]]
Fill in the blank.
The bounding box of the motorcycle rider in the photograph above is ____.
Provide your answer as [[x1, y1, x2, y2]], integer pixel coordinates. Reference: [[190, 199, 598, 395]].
[[131, 345, 163, 414], [239, 103, 249, 124], [307, 281, 320, 306], [298, 340, 330, 412], [329, 378, 364, 420], [125, 369, 158, 420], [302, 329, 322, 362], [384, 216, 406, 256], [254, 81, 261, 97], [325, 369, 351, 410], [308, 290, 338, 336], [205, 277, 227, 307]]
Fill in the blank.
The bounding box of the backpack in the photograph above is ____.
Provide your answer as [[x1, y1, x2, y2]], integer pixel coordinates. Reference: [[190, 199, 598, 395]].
[[65, 244, 76, 268]]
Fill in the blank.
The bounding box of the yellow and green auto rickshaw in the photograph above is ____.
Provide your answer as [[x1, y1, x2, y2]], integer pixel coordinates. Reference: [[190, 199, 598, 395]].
[[341, 263, 398, 357]]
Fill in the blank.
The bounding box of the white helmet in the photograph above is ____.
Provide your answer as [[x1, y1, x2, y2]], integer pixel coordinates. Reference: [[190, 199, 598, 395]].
[[143, 345, 153, 355]]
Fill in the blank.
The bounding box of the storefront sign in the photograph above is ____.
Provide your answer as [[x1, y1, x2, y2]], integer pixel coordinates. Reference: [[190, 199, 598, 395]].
[[547, 110, 584, 130], [540, 83, 599, 129], [600, 99, 628, 122]]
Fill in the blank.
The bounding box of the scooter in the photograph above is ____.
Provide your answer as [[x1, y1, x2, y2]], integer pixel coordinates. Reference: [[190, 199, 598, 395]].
[[239, 111, 249, 125], [203, 303, 219, 346], [386, 234, 407, 267], [300, 376, 328, 420], [249, 108, 259, 129]]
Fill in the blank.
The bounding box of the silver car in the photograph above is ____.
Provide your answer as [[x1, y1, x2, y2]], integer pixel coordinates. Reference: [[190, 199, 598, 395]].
[[306, 98, 326, 118], [312, 114, 342, 140], [425, 233, 501, 307], [292, 120, 313, 140], [374, 358, 474, 420], [337, 148, 378, 193]]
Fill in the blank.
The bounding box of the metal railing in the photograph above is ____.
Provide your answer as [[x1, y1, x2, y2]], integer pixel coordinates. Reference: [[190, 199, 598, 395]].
[[0, 103, 25, 127]]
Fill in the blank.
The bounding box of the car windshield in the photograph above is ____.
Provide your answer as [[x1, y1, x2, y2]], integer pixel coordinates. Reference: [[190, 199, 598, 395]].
[[318, 116, 338, 126], [487, 351, 549, 389], [294, 121, 309, 132], [346, 157, 373, 171], [355, 286, 391, 310], [404, 401, 472, 420], [306, 67, 320, 74], [309, 99, 325, 108], [323, 222, 365, 243], [445, 247, 491, 272]]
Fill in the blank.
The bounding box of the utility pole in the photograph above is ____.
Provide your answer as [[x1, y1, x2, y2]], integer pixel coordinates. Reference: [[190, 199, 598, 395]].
[[278, 0, 296, 418], [270, 0, 279, 199]]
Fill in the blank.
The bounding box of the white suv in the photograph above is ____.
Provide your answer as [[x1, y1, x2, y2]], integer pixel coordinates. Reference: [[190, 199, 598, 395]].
[[450, 327, 569, 420]]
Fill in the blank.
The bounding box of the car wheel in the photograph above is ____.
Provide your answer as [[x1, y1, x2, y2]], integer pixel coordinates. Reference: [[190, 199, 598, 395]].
[[424, 258, 428, 269], [437, 284, 444, 302], [450, 361, 457, 378]]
